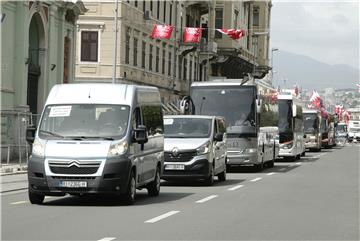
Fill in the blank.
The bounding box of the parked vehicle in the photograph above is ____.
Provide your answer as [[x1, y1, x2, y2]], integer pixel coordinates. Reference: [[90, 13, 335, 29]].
[[320, 116, 331, 148], [162, 115, 227, 185], [348, 121, 360, 142], [303, 109, 322, 151], [327, 114, 336, 147], [26, 83, 164, 205], [335, 122, 348, 146], [278, 92, 305, 160], [180, 78, 278, 171]]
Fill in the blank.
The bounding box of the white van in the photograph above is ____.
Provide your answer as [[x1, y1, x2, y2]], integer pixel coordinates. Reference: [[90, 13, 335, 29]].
[[26, 83, 164, 205]]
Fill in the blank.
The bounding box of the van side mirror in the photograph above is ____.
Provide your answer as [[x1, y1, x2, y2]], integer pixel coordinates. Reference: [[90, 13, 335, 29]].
[[26, 126, 36, 144], [133, 125, 148, 144], [214, 133, 223, 142], [256, 99, 262, 113]]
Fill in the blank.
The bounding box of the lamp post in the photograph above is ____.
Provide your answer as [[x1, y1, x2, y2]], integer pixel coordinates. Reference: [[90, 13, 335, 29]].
[[271, 47, 279, 84]]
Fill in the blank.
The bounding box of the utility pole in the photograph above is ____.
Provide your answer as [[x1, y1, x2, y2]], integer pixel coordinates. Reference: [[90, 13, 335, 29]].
[[112, 0, 119, 84]]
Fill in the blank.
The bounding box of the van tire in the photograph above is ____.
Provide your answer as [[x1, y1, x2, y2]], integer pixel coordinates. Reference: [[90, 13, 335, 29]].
[[218, 168, 226, 182], [205, 164, 214, 186], [28, 189, 44, 205], [147, 167, 160, 197], [123, 171, 136, 205]]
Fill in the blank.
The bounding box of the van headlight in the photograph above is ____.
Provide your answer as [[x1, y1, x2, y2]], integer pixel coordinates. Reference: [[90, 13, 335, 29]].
[[32, 138, 45, 157], [197, 142, 210, 155], [246, 148, 257, 154], [281, 141, 293, 149], [108, 141, 128, 157]]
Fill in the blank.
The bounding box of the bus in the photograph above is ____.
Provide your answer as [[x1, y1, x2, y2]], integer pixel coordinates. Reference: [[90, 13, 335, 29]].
[[303, 109, 322, 151], [277, 92, 305, 160], [180, 78, 279, 171]]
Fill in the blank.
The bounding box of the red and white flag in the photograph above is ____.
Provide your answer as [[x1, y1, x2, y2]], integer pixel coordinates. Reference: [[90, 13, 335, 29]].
[[310, 90, 321, 109], [151, 25, 173, 39], [183, 27, 202, 43], [216, 29, 245, 40]]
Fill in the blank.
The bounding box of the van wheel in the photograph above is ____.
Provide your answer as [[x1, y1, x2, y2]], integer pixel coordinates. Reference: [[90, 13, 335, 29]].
[[147, 167, 160, 197], [254, 161, 263, 172], [123, 171, 136, 205], [205, 164, 214, 186], [301, 151, 306, 157], [218, 168, 226, 182], [28, 188, 44, 205]]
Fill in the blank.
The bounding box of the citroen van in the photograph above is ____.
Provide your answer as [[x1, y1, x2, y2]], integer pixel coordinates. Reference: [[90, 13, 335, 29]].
[[26, 83, 164, 205]]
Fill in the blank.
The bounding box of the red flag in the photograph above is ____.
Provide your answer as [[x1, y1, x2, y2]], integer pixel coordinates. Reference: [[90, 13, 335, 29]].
[[310, 90, 321, 109], [271, 91, 278, 102], [217, 29, 245, 40], [151, 25, 173, 39], [183, 27, 202, 43]]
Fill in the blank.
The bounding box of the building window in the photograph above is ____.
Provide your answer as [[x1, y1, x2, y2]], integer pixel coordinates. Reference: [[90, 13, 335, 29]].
[[143, 0, 146, 11], [133, 37, 138, 66], [150, 0, 153, 12], [253, 7, 259, 26], [189, 60, 193, 81], [125, 28, 130, 64], [168, 52, 172, 76], [149, 44, 153, 71], [81, 31, 98, 62], [162, 48, 166, 74], [156, 46, 159, 72], [142, 41, 146, 68], [157, 0, 160, 19], [135, 0, 138, 8], [215, 9, 223, 38], [169, 3, 173, 26], [234, 10, 239, 28], [178, 56, 182, 80], [163, 1, 166, 23], [183, 58, 187, 81]]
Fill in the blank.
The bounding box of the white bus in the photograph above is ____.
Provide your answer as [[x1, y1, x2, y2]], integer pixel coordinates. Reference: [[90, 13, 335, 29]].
[[277, 93, 305, 160], [181, 78, 279, 171]]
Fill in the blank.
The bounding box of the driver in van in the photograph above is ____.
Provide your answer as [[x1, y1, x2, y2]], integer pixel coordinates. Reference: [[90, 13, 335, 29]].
[[235, 113, 251, 126]]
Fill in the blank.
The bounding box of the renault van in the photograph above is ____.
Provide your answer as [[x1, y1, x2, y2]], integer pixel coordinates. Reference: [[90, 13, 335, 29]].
[[162, 115, 227, 185], [26, 83, 164, 205]]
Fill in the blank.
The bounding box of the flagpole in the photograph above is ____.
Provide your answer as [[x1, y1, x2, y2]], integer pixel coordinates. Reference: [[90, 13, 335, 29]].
[[112, 0, 119, 84]]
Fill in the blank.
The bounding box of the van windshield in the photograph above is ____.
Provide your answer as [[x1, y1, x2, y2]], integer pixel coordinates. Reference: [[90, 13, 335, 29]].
[[39, 104, 130, 140], [164, 118, 212, 138]]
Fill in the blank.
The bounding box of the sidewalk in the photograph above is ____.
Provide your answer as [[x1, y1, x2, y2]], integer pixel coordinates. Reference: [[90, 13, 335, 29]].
[[0, 163, 28, 176]]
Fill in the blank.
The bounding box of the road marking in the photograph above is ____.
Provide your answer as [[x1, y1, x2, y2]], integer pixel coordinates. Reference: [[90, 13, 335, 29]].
[[227, 185, 244, 191], [98, 238, 116, 241], [250, 177, 262, 182], [295, 162, 301, 165], [10, 201, 27, 205], [266, 172, 275, 176], [145, 211, 180, 223], [279, 168, 286, 171], [196, 195, 218, 203]]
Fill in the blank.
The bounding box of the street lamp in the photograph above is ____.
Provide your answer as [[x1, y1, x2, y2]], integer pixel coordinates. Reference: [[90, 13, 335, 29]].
[[271, 48, 279, 84]]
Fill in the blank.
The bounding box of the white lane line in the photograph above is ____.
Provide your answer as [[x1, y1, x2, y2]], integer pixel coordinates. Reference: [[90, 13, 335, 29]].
[[250, 177, 262, 182], [227, 185, 244, 191], [98, 238, 116, 241], [145, 211, 180, 223], [295, 162, 301, 165], [279, 168, 286, 171], [266, 172, 275, 176], [10, 201, 27, 205], [196, 195, 218, 203]]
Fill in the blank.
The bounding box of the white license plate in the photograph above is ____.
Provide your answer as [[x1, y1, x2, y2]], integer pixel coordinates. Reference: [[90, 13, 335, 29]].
[[165, 164, 185, 170], [58, 181, 87, 188]]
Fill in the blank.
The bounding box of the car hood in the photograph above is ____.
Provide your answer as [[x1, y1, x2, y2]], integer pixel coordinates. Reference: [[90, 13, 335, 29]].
[[164, 138, 209, 152]]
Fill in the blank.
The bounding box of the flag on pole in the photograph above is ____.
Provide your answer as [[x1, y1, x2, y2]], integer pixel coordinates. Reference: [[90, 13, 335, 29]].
[[151, 25, 174, 39], [310, 90, 321, 109], [183, 27, 202, 43], [216, 29, 245, 39]]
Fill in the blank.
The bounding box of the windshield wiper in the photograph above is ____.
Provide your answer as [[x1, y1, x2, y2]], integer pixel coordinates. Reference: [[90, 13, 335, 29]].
[[68, 136, 115, 141], [39, 130, 64, 139]]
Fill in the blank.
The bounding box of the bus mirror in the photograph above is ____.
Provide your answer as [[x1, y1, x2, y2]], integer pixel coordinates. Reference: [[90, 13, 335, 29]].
[[256, 99, 262, 113], [292, 105, 297, 117]]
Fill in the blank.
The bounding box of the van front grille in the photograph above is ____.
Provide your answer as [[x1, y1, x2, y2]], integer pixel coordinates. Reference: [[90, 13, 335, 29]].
[[164, 151, 197, 163], [48, 160, 101, 175]]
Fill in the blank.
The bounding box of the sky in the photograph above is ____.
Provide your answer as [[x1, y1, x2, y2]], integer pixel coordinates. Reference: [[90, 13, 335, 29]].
[[270, 0, 360, 69]]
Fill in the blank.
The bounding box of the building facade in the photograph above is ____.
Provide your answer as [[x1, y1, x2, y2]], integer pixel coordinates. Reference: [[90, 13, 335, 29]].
[[76, 0, 272, 101], [0, 0, 86, 162]]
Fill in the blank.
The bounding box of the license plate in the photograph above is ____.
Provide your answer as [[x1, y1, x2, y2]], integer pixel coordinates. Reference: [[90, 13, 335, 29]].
[[58, 181, 87, 188], [165, 164, 185, 170]]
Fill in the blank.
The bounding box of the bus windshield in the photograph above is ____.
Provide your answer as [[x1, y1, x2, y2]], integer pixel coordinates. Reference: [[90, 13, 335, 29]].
[[304, 113, 319, 133], [191, 86, 256, 132], [278, 100, 292, 133]]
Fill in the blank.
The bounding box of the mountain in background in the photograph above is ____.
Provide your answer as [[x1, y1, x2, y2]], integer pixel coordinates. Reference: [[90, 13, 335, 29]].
[[272, 51, 359, 91]]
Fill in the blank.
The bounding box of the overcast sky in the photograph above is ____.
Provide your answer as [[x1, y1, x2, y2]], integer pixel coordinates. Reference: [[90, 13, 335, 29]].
[[270, 0, 359, 69]]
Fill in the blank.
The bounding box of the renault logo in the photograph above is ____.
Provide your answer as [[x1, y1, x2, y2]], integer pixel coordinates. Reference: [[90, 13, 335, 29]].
[[172, 147, 180, 157]]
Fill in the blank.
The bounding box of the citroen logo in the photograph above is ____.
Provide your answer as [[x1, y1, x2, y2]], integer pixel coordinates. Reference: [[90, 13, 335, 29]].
[[68, 160, 80, 168], [172, 147, 180, 157]]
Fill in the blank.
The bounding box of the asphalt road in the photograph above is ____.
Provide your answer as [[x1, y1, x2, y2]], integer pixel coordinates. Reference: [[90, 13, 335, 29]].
[[1, 144, 359, 240]]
